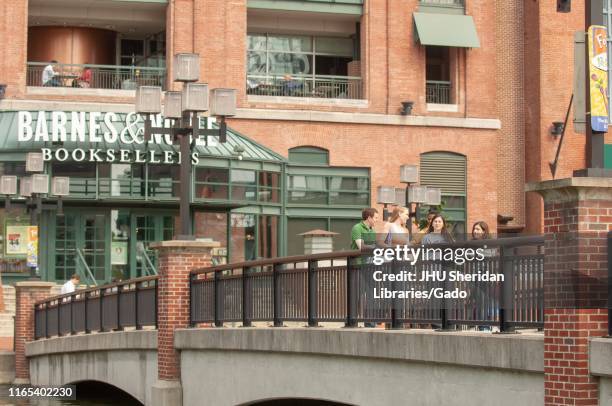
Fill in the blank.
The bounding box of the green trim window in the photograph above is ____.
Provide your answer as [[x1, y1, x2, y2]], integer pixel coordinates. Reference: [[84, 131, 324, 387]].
[[195, 168, 229, 200], [194, 167, 281, 204], [147, 165, 180, 199], [419, 151, 467, 235], [287, 173, 369, 206], [289, 146, 329, 165], [286, 217, 359, 256]]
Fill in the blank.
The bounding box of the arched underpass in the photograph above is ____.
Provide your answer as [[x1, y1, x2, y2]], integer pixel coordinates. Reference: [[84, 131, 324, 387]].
[[244, 399, 352, 406], [71, 381, 143, 405]]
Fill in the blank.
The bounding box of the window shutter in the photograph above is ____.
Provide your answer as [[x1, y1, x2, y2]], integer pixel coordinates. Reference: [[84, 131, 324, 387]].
[[419, 152, 466, 195]]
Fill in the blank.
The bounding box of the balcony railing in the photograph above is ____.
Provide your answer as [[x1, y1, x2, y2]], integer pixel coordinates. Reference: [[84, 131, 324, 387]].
[[247, 74, 363, 100], [27, 62, 166, 90], [419, 0, 464, 6], [426, 80, 452, 104]]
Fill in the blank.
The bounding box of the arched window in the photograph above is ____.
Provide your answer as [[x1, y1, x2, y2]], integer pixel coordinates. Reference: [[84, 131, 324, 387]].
[[288, 146, 329, 166], [419, 152, 467, 236]]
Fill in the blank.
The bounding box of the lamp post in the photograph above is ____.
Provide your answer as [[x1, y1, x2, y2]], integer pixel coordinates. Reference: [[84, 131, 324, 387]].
[[400, 165, 442, 234], [136, 53, 237, 240], [0, 153, 70, 280]]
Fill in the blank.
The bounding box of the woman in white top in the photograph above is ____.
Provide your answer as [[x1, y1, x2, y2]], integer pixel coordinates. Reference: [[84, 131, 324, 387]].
[[382, 206, 410, 246]]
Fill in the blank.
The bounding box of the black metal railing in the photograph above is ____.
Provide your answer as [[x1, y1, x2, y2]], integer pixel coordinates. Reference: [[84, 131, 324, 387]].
[[420, 0, 464, 6], [26, 62, 166, 90], [426, 80, 452, 104], [247, 74, 363, 99], [190, 236, 545, 331], [34, 276, 157, 340]]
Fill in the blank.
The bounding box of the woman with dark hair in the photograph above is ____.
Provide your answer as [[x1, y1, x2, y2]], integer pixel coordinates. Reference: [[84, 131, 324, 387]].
[[422, 214, 454, 245], [471, 221, 491, 240]]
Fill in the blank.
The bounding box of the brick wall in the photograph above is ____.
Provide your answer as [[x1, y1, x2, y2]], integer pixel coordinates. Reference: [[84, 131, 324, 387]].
[[534, 180, 612, 406], [544, 308, 607, 405], [496, 0, 525, 228], [14, 282, 54, 382], [152, 241, 217, 381], [0, 0, 28, 99]]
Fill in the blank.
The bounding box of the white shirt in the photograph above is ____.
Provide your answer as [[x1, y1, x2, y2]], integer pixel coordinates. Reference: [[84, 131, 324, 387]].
[[42, 65, 56, 85], [60, 280, 76, 295]]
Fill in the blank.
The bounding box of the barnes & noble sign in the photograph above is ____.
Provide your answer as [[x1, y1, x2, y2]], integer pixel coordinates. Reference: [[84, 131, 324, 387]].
[[16, 111, 219, 165]]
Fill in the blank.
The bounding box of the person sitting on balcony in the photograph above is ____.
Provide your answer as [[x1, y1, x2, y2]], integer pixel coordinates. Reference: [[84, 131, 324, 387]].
[[73, 64, 92, 88], [42, 60, 61, 87], [281, 74, 302, 96]]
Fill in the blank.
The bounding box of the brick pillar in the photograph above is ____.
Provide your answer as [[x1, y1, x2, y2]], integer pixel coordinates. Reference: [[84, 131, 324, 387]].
[[13, 281, 54, 384], [527, 177, 611, 406], [149, 240, 218, 406]]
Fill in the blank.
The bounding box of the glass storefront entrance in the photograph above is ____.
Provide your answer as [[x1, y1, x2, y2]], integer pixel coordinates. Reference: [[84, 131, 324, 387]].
[[51, 209, 175, 284]]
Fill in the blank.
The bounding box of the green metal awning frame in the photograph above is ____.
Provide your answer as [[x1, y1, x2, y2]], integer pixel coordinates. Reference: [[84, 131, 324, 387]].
[[0, 110, 286, 165], [413, 12, 480, 48]]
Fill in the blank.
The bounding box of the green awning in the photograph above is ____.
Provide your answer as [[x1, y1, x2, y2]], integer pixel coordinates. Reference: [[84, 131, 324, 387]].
[[413, 12, 480, 48], [0, 111, 286, 163]]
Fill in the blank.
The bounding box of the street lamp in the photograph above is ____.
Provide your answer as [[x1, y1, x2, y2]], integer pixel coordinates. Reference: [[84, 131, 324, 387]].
[[136, 53, 237, 240], [1, 155, 71, 279], [376, 186, 396, 221]]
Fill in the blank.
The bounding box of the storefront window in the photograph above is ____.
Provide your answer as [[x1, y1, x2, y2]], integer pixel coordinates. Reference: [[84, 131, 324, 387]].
[[99, 164, 145, 198], [231, 169, 257, 201], [258, 172, 280, 203], [52, 162, 96, 198], [329, 176, 369, 205], [258, 215, 278, 258], [148, 164, 180, 199], [288, 175, 327, 204], [0, 207, 31, 274], [195, 168, 229, 200], [0, 162, 26, 176], [194, 212, 228, 265], [110, 210, 130, 281], [230, 213, 256, 262]]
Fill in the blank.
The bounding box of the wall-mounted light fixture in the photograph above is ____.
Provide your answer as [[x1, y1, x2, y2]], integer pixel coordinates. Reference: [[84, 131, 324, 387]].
[[551, 121, 564, 137], [400, 101, 414, 116], [557, 0, 571, 13]]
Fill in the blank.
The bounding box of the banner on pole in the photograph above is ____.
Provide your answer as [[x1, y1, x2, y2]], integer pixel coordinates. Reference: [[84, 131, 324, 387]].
[[588, 25, 609, 132]]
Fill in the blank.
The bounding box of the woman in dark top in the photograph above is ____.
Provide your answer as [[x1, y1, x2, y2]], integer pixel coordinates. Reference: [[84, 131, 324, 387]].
[[422, 215, 454, 245]]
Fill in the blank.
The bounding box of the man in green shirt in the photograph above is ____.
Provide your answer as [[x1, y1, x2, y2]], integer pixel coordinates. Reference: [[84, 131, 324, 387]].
[[351, 208, 379, 328], [351, 208, 379, 251]]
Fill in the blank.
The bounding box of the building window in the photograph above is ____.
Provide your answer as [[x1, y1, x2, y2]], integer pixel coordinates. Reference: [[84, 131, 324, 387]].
[[426, 46, 453, 104], [287, 174, 369, 206], [195, 168, 229, 200], [286, 217, 359, 256], [289, 146, 329, 165], [147, 165, 180, 198], [247, 33, 362, 99], [419, 152, 467, 236], [52, 162, 97, 198]]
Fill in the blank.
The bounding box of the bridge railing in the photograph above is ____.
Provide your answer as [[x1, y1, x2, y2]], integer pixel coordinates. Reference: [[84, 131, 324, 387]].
[[190, 235, 544, 331], [34, 276, 157, 339]]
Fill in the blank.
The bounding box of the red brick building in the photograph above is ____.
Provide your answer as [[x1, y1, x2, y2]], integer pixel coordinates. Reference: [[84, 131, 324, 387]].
[[0, 0, 609, 283]]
